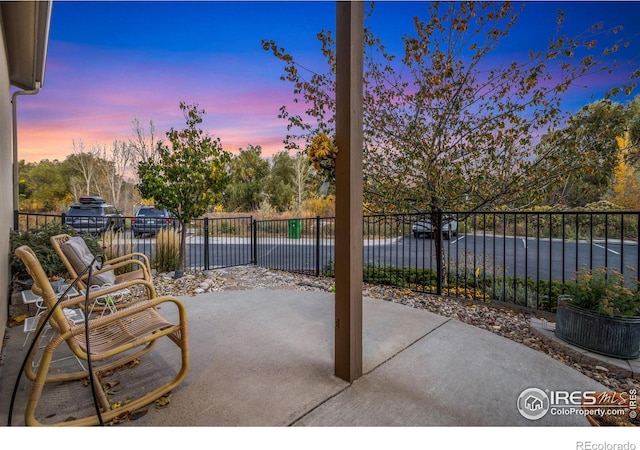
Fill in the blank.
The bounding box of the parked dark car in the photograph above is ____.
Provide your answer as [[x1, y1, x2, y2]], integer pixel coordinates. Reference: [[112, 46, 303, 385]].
[[132, 206, 180, 237], [64, 196, 124, 234]]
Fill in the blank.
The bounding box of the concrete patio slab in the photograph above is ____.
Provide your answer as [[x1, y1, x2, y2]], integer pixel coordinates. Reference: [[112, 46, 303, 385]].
[[0, 289, 609, 427]]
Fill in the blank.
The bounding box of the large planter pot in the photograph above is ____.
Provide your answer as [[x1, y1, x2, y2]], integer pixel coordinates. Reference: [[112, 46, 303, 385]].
[[555, 301, 640, 359]]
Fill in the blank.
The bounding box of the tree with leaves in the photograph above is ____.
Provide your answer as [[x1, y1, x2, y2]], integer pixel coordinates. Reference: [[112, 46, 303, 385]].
[[533, 95, 640, 208], [18, 159, 72, 212], [266, 151, 296, 212], [608, 130, 640, 209], [622, 95, 640, 168], [265, 2, 637, 213], [264, 1, 637, 283], [223, 145, 270, 211], [534, 99, 627, 207], [137, 102, 231, 271], [292, 153, 310, 213]]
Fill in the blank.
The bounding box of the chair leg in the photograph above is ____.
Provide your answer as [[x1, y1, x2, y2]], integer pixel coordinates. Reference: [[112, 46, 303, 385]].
[[24, 342, 56, 426], [90, 370, 111, 413], [24, 337, 188, 426]]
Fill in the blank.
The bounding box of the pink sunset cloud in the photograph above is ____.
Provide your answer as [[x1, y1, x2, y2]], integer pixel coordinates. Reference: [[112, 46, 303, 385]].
[[16, 42, 299, 162]]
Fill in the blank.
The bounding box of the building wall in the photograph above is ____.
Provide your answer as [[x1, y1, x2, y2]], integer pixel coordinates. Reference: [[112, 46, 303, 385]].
[[0, 12, 13, 342]]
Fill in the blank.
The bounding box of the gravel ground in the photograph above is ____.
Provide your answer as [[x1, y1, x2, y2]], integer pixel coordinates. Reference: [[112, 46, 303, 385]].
[[153, 265, 640, 398]]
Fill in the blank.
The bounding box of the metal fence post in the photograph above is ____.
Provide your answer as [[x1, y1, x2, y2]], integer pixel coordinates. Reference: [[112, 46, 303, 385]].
[[435, 207, 443, 295], [252, 218, 257, 265], [203, 217, 210, 271], [315, 215, 321, 277]]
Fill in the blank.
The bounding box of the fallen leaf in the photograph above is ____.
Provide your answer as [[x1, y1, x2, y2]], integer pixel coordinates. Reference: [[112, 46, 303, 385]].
[[8, 315, 27, 327], [109, 411, 130, 425], [155, 392, 172, 409], [129, 407, 149, 421], [103, 380, 120, 390]]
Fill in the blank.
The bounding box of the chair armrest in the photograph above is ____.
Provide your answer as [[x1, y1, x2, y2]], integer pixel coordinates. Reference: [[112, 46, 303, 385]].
[[79, 259, 151, 283], [58, 278, 157, 309], [104, 252, 151, 271]]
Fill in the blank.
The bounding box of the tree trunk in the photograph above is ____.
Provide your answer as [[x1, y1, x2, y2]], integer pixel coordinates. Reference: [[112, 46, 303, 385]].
[[178, 220, 187, 272], [430, 203, 446, 294]]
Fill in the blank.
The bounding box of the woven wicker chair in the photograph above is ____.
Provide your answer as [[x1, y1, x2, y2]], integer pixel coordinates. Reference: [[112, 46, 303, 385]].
[[15, 245, 189, 426], [51, 233, 152, 310], [51, 233, 152, 289]]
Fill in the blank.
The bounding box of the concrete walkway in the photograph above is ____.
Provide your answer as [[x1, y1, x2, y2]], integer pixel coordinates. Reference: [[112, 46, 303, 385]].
[[1, 289, 610, 427]]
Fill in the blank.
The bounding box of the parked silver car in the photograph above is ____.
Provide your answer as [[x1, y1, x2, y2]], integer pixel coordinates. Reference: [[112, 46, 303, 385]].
[[412, 218, 458, 240]]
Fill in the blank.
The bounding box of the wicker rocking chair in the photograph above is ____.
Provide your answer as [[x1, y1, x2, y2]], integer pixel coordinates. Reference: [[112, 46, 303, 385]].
[[14, 245, 189, 426], [50, 233, 153, 311], [50, 233, 152, 290]]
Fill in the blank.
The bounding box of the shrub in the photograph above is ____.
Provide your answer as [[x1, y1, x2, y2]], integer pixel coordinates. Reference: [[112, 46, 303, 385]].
[[9, 222, 101, 281], [363, 265, 412, 288], [323, 259, 437, 290], [565, 268, 640, 317], [486, 277, 569, 312], [153, 228, 181, 273], [446, 252, 503, 289], [487, 277, 540, 309], [322, 258, 335, 277], [301, 195, 335, 218], [100, 230, 136, 275]]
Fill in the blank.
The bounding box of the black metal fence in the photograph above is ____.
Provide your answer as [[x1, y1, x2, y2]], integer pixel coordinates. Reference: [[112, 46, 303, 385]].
[[13, 212, 254, 272], [13, 209, 640, 313], [253, 216, 335, 276]]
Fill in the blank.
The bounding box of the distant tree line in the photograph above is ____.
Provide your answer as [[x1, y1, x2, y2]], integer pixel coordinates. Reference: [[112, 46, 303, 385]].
[[18, 95, 640, 221], [18, 95, 640, 217], [18, 116, 335, 217]]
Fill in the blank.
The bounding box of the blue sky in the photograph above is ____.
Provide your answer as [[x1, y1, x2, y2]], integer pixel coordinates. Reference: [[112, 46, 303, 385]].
[[16, 1, 640, 162]]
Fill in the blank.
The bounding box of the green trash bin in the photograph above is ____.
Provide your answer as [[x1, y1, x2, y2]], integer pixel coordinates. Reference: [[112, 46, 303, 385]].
[[288, 219, 302, 239]]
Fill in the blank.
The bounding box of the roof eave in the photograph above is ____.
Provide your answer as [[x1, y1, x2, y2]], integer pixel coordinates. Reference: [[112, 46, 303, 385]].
[[1, 1, 52, 90]]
